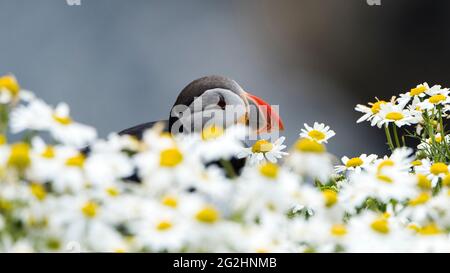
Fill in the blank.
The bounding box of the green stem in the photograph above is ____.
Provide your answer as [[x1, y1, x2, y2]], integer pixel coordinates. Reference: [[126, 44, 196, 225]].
[[438, 107, 450, 160], [392, 124, 401, 148], [220, 159, 237, 179], [384, 124, 395, 152], [0, 104, 9, 135]]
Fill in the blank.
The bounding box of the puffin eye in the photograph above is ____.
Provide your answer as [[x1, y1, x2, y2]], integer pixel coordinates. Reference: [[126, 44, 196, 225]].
[[217, 96, 226, 110]]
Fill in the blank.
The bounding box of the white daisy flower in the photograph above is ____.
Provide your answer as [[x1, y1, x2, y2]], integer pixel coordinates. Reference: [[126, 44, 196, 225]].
[[335, 153, 378, 173], [406, 96, 425, 134], [355, 100, 387, 126], [178, 125, 246, 163], [131, 201, 188, 252], [369, 147, 414, 174], [397, 83, 430, 106], [10, 99, 97, 148], [286, 138, 334, 182], [414, 159, 450, 186], [0, 74, 21, 104], [377, 102, 419, 128], [237, 137, 288, 165], [424, 83, 449, 96], [299, 122, 335, 143], [418, 86, 450, 110], [417, 133, 450, 150]]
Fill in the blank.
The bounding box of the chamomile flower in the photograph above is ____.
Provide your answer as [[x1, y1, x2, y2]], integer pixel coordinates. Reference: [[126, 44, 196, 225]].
[[179, 125, 246, 163], [417, 133, 450, 150], [355, 99, 387, 126], [286, 138, 334, 182], [415, 159, 450, 186], [10, 99, 97, 148], [377, 102, 419, 128], [397, 83, 430, 106], [237, 137, 288, 165], [299, 122, 335, 143], [418, 87, 450, 110], [369, 147, 414, 174], [335, 154, 378, 174], [424, 83, 449, 97], [0, 74, 22, 104]]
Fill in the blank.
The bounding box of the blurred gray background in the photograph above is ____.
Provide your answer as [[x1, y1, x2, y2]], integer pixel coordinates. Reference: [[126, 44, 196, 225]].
[[1, 0, 449, 156]]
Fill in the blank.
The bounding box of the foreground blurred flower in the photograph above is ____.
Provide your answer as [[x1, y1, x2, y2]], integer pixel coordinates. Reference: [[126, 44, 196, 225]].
[[286, 138, 334, 182], [10, 99, 97, 147], [0, 74, 21, 104], [1, 75, 450, 253], [335, 154, 378, 174]]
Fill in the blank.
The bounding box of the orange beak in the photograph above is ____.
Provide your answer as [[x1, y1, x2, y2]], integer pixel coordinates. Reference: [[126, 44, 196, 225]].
[[243, 92, 284, 133]]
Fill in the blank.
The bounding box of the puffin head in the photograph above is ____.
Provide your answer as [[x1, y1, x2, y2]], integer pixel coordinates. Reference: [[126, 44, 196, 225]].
[[169, 75, 284, 135]]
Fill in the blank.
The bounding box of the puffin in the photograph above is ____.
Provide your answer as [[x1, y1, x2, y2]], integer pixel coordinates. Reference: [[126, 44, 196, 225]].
[[119, 75, 284, 138]]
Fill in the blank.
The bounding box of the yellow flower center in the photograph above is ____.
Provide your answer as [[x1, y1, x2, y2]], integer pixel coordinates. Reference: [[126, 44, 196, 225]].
[[259, 163, 279, 179], [307, 130, 326, 141], [430, 162, 448, 175], [52, 114, 72, 125], [156, 220, 173, 231], [41, 146, 55, 159], [346, 157, 363, 168], [81, 201, 98, 218], [201, 125, 224, 141], [377, 174, 393, 183], [30, 183, 46, 201], [418, 223, 441, 236], [408, 223, 420, 232], [0, 74, 20, 97], [295, 138, 326, 153], [377, 159, 395, 172], [371, 101, 386, 114], [161, 196, 178, 208], [443, 174, 450, 187], [371, 218, 389, 234], [385, 112, 404, 121], [0, 199, 12, 211], [252, 140, 273, 153], [435, 135, 442, 143], [323, 189, 338, 207], [409, 85, 427, 96], [330, 224, 347, 237], [7, 142, 31, 170], [411, 160, 422, 166], [0, 134, 7, 145], [195, 206, 220, 224], [408, 192, 430, 206], [417, 174, 432, 190], [159, 148, 183, 167], [429, 94, 446, 104], [106, 187, 119, 197], [65, 153, 85, 168]]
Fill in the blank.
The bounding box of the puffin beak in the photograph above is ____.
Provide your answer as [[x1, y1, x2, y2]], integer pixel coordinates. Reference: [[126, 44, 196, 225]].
[[243, 91, 285, 133]]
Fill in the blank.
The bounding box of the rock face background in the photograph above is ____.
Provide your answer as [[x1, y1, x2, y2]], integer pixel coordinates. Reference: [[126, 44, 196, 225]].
[[1, 0, 449, 156]]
